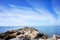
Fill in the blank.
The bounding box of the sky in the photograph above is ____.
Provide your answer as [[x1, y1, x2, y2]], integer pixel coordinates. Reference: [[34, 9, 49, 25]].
[[0, 0, 60, 26]]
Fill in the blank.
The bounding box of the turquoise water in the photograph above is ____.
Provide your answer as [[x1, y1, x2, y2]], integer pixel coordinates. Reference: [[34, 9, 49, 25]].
[[0, 26, 60, 36]]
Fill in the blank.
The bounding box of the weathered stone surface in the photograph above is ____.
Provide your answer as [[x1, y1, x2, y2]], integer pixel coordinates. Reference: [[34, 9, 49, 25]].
[[0, 27, 49, 40]]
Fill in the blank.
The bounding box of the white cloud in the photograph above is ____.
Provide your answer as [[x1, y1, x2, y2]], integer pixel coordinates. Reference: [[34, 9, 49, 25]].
[[0, 5, 60, 26]]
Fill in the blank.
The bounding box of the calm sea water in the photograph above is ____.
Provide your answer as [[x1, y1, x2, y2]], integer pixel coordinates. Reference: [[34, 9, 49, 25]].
[[0, 26, 60, 36]]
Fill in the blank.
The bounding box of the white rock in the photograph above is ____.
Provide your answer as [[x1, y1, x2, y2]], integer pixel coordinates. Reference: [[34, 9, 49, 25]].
[[58, 39, 60, 40]]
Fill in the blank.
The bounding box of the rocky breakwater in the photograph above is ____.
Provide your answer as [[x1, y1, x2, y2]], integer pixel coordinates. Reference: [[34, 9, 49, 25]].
[[0, 27, 48, 40]]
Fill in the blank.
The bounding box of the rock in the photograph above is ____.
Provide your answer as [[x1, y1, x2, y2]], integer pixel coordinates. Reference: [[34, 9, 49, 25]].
[[19, 36, 30, 40], [0, 27, 48, 40]]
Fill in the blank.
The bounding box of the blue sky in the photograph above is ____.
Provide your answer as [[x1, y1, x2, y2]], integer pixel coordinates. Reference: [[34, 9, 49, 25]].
[[0, 0, 60, 26]]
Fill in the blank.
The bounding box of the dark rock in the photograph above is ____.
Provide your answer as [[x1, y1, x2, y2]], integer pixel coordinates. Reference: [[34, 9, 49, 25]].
[[0, 34, 6, 39], [16, 32, 21, 35], [18, 36, 30, 40], [5, 36, 16, 40], [35, 33, 43, 39], [5, 31, 16, 34]]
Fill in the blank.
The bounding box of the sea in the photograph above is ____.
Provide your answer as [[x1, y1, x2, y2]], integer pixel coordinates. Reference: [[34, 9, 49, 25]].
[[0, 26, 60, 37]]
